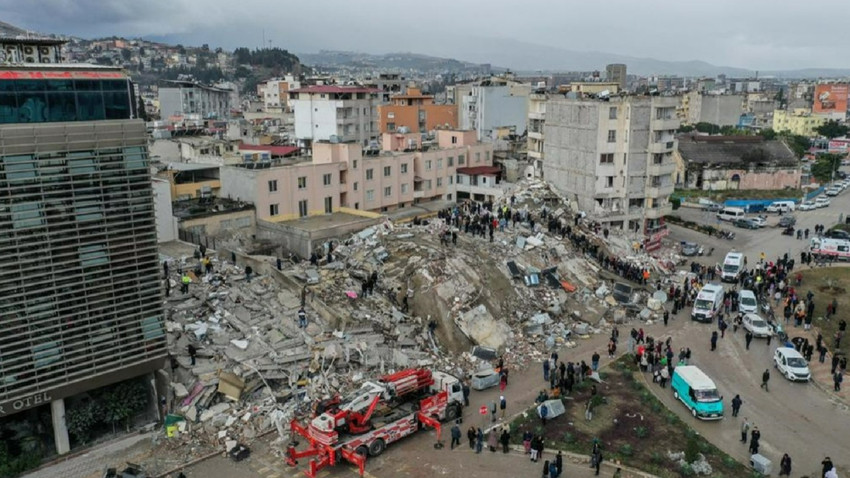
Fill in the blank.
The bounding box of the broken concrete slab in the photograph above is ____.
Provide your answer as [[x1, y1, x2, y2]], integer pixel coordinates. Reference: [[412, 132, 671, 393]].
[[454, 304, 512, 350], [200, 403, 231, 422]]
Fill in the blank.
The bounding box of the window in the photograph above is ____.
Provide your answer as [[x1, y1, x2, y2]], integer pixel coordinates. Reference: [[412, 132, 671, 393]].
[[353, 181, 359, 191], [401, 183, 409, 194], [599, 153, 614, 164], [486, 151, 491, 162], [401, 163, 408, 174], [366, 168, 374, 180], [352, 159, 358, 169], [366, 189, 375, 201], [384, 166, 391, 177], [384, 186, 392, 197], [476, 152, 481, 163], [437, 177, 442, 187], [298, 200, 308, 217], [269, 203, 279, 216], [606, 176, 614, 188], [387, 122, 396, 131], [609, 107, 618, 119], [298, 176, 307, 189], [425, 160, 432, 171], [458, 154, 465, 165], [437, 159, 443, 169], [449, 175, 454, 185], [387, 112, 395, 119], [448, 156, 454, 167], [607, 130, 616, 142], [425, 180, 432, 190], [324, 197, 333, 213], [323, 173, 332, 186], [268, 180, 278, 192], [451, 136, 458, 144]]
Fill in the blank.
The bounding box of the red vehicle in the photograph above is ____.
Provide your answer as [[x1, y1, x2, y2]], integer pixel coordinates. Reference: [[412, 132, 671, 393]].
[[286, 368, 463, 477]]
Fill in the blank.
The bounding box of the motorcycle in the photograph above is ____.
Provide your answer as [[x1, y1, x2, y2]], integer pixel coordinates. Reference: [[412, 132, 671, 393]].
[[781, 226, 795, 236], [717, 230, 736, 240]]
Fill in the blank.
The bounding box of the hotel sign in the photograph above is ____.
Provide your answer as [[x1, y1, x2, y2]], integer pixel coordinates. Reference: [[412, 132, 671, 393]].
[[0, 392, 53, 416]]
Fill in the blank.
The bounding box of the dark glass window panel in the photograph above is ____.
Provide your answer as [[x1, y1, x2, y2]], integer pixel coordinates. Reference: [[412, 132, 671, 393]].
[[73, 80, 101, 91], [47, 93, 77, 122], [15, 80, 46, 92], [76, 92, 105, 121], [0, 93, 18, 123], [46, 80, 74, 91], [104, 91, 130, 119], [16, 92, 48, 122], [102, 80, 128, 91]]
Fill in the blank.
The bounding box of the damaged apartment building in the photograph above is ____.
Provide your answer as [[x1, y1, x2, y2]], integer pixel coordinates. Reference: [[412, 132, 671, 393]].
[[543, 94, 680, 251]]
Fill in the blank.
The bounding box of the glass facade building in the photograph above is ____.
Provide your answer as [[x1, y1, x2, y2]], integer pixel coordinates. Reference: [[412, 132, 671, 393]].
[[0, 66, 165, 418]]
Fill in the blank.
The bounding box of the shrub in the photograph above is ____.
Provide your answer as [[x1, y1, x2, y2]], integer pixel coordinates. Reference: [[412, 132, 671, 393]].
[[631, 380, 643, 391], [672, 198, 682, 210], [562, 432, 577, 444], [722, 456, 738, 468], [635, 426, 649, 438], [684, 435, 700, 463], [650, 451, 665, 465], [650, 401, 663, 413], [66, 400, 101, 445], [680, 463, 696, 477], [619, 444, 634, 456]]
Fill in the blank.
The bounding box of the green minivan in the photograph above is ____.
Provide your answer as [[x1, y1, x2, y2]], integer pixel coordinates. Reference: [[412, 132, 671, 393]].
[[671, 365, 724, 420]]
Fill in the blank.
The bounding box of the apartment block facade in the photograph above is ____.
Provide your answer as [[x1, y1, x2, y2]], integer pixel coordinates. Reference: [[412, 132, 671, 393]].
[[158, 79, 233, 119], [543, 96, 679, 249], [0, 64, 166, 453], [377, 88, 458, 134], [219, 130, 494, 221], [527, 92, 547, 177], [260, 75, 301, 113], [290, 85, 380, 148]]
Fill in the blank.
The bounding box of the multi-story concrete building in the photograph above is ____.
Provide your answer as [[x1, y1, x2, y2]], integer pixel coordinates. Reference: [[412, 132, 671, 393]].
[[0, 62, 166, 453], [261, 75, 301, 113], [456, 75, 532, 141], [290, 85, 380, 149], [527, 92, 547, 177], [364, 73, 407, 104], [772, 108, 826, 137], [158, 79, 233, 119], [605, 64, 627, 91], [219, 130, 495, 220], [543, 96, 679, 249], [377, 88, 458, 134], [679, 92, 745, 126]]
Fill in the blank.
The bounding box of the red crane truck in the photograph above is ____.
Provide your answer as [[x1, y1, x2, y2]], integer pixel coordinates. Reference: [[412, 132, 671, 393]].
[[286, 368, 464, 477]]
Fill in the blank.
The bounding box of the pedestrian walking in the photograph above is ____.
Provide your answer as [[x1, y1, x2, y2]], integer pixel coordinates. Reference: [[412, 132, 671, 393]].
[[499, 428, 510, 453], [499, 395, 507, 419], [710, 331, 718, 351], [543, 359, 550, 382], [487, 428, 497, 452], [760, 369, 770, 391], [555, 451, 563, 476], [467, 426, 476, 448], [834, 370, 844, 391], [522, 430, 532, 454], [450, 422, 461, 450], [540, 403, 549, 426], [462, 381, 470, 407], [490, 399, 497, 423], [475, 428, 483, 454], [740, 418, 750, 443], [749, 427, 761, 454], [731, 394, 742, 417], [779, 453, 792, 476], [591, 351, 600, 371], [745, 331, 753, 350]]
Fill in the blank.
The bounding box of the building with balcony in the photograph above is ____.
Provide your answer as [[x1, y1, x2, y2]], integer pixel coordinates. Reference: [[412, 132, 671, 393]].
[[219, 130, 493, 226], [772, 108, 825, 137], [0, 62, 165, 454], [260, 75, 301, 113], [364, 73, 407, 104], [543, 96, 679, 248], [526, 92, 547, 177], [158, 79, 233, 120], [676, 135, 800, 191], [456, 75, 532, 141], [377, 88, 457, 134], [290, 85, 380, 149]]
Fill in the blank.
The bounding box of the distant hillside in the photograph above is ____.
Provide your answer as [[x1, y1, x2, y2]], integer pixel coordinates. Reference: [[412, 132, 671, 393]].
[[299, 50, 493, 74], [0, 20, 28, 37]]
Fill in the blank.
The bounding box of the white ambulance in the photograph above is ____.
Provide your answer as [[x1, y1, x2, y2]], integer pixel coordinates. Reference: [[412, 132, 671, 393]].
[[810, 237, 850, 261]]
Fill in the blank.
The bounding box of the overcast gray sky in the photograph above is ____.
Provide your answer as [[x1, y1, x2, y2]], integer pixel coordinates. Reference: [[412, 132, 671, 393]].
[[2, 0, 848, 71]]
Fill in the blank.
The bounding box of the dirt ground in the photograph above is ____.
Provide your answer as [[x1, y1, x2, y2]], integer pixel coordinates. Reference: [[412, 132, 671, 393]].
[[509, 359, 748, 478], [798, 267, 850, 357]]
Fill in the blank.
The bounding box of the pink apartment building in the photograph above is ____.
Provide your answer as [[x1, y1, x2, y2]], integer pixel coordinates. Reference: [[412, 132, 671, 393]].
[[219, 130, 498, 221]]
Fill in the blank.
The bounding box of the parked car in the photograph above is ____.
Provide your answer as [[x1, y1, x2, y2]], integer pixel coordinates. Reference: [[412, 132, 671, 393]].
[[750, 215, 767, 228], [825, 188, 841, 197], [681, 241, 702, 256], [774, 347, 811, 382], [826, 229, 850, 240], [799, 201, 817, 211], [815, 197, 831, 208], [739, 290, 759, 314], [778, 216, 797, 228], [700, 200, 722, 212], [734, 218, 759, 229], [743, 313, 772, 338]]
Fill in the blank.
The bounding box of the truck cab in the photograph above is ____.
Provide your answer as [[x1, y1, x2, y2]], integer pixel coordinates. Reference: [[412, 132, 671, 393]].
[[431, 371, 464, 407], [671, 365, 723, 420]]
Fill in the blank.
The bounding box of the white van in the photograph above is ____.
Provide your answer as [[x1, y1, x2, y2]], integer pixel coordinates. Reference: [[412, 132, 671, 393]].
[[692, 283, 724, 323], [774, 347, 811, 382], [766, 201, 795, 213], [738, 290, 758, 314], [716, 207, 746, 222], [721, 251, 745, 282]]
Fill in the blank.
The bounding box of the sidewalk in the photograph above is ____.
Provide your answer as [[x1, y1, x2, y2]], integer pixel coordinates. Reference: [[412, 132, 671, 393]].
[[22, 432, 155, 478], [784, 323, 848, 406]]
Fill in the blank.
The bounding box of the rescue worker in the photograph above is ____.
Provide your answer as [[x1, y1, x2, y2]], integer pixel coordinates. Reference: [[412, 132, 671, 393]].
[[181, 273, 191, 294]]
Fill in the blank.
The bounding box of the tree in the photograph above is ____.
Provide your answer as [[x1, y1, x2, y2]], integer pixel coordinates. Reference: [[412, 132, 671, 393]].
[[678, 125, 695, 133], [810, 154, 842, 183], [136, 96, 149, 121], [694, 122, 721, 135], [66, 400, 101, 445], [760, 128, 777, 140], [783, 134, 810, 158], [101, 380, 148, 432], [120, 49, 132, 61], [774, 88, 786, 109], [816, 120, 849, 139]]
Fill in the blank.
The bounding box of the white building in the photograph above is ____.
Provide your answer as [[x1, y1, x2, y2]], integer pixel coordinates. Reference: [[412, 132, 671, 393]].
[[543, 96, 680, 249], [261, 75, 301, 113], [158, 80, 233, 119], [457, 76, 532, 141], [527, 92, 547, 178], [290, 85, 380, 148]]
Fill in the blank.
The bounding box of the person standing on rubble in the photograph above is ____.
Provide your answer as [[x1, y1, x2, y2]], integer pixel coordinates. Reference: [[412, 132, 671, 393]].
[[181, 273, 191, 294], [298, 308, 307, 328], [188, 344, 197, 366], [245, 265, 253, 283]]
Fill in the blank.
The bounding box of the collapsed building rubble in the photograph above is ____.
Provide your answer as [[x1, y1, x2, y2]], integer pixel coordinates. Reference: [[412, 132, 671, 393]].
[[156, 178, 688, 464]]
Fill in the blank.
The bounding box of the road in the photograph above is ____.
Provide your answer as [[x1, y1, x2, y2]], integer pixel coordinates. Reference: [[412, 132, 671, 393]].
[[176, 187, 850, 478]]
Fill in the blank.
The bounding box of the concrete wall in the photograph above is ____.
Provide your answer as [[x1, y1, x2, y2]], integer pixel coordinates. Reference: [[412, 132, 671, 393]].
[[543, 100, 602, 210], [255, 215, 382, 258], [152, 178, 178, 243], [292, 96, 378, 146], [158, 88, 183, 119], [688, 93, 745, 126], [478, 85, 529, 139], [695, 168, 801, 190], [179, 209, 256, 236]]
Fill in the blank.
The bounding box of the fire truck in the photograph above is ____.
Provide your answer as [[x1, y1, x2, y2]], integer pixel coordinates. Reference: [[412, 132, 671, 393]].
[[810, 237, 850, 261], [286, 368, 464, 477]]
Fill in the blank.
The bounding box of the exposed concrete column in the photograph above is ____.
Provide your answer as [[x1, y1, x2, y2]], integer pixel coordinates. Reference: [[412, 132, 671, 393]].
[[51, 398, 71, 455]]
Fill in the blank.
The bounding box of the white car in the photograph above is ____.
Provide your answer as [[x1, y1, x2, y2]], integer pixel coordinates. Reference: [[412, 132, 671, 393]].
[[774, 347, 811, 382], [816, 197, 831, 208], [750, 216, 767, 228], [743, 313, 772, 338], [799, 201, 817, 211], [825, 188, 840, 197], [739, 290, 759, 314]]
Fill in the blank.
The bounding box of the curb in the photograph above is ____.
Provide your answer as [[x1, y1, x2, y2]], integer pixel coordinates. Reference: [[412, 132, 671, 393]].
[[508, 444, 660, 478]]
